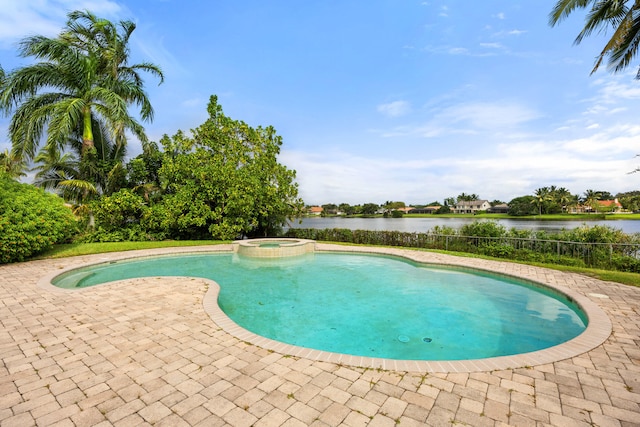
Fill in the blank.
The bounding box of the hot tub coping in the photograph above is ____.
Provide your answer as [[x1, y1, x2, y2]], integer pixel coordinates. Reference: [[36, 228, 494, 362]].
[[233, 238, 316, 258]]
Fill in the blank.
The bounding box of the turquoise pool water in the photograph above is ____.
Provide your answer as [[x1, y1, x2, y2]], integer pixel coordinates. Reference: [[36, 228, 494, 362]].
[[53, 252, 587, 361]]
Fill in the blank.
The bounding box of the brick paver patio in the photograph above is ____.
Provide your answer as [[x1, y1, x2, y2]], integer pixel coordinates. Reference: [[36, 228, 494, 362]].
[[1, 244, 639, 426]]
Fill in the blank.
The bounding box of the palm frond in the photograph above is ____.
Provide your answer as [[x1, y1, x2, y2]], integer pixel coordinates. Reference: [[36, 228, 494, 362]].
[[549, 0, 596, 26], [575, 0, 627, 44], [57, 177, 98, 204], [607, 5, 640, 72]]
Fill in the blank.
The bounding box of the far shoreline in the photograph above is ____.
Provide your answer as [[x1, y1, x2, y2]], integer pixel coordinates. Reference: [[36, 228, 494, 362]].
[[306, 213, 640, 221]]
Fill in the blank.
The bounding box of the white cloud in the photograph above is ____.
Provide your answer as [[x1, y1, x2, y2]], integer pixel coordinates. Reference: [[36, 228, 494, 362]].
[[448, 47, 469, 55], [559, 125, 640, 155], [0, 0, 122, 48], [579, 73, 640, 117], [480, 42, 504, 50], [374, 100, 540, 140], [282, 130, 637, 205], [377, 100, 411, 117], [433, 101, 540, 130]]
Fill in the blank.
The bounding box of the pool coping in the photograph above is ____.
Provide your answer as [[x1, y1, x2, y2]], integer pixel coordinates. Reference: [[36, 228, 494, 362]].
[[38, 243, 613, 373]]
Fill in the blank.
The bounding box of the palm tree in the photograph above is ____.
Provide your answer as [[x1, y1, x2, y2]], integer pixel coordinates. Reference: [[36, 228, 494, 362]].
[[582, 189, 602, 213], [532, 187, 552, 215], [61, 10, 164, 148], [0, 149, 27, 179], [555, 187, 573, 213], [0, 10, 163, 162], [457, 193, 479, 202], [550, 0, 640, 77]]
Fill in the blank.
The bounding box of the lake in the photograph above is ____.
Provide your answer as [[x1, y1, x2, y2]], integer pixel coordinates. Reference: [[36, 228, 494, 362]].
[[287, 216, 640, 235]]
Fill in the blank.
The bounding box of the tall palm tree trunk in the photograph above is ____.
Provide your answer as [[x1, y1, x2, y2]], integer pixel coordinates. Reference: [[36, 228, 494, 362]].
[[82, 106, 94, 155]]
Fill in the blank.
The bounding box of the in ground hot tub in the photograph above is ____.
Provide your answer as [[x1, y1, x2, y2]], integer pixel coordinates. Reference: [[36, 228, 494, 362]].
[[233, 238, 315, 258]]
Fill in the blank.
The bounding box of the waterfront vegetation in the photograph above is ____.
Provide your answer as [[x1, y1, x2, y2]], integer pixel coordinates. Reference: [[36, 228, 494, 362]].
[[313, 212, 640, 220], [286, 221, 640, 275]]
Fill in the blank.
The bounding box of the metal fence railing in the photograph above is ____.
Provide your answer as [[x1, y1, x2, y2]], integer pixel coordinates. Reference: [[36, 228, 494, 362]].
[[284, 228, 640, 272]]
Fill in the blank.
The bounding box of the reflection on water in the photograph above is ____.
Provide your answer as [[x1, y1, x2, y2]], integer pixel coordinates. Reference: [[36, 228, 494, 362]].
[[288, 216, 640, 234], [526, 296, 582, 323]]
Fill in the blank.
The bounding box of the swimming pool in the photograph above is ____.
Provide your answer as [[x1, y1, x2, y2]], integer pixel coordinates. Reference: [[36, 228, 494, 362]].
[[52, 250, 589, 362]]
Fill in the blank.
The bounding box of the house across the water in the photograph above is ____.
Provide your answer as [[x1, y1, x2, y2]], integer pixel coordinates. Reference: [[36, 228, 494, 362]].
[[452, 200, 491, 214]]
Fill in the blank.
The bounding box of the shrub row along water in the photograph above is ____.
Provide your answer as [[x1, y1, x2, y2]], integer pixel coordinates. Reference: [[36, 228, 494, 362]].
[[283, 221, 640, 273]]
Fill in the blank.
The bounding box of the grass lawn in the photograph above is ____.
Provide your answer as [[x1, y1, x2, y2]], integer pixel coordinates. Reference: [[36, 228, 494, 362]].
[[34, 240, 230, 259], [32, 240, 640, 288]]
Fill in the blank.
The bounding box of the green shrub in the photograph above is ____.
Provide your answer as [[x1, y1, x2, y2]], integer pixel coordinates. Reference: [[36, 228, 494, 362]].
[[479, 242, 515, 258], [0, 175, 78, 263], [460, 220, 506, 238], [435, 205, 451, 214], [430, 225, 456, 235], [610, 254, 640, 273], [557, 224, 626, 243], [90, 189, 147, 230], [507, 228, 535, 239], [81, 189, 169, 242]]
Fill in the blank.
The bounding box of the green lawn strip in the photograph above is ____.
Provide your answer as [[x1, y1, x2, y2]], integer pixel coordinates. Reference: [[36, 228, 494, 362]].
[[34, 240, 230, 259]]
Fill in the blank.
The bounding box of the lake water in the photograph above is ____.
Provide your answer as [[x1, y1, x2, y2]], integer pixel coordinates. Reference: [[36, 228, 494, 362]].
[[288, 216, 640, 235]]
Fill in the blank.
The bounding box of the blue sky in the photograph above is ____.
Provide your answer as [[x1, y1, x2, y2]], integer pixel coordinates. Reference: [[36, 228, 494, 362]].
[[1, 0, 639, 205]]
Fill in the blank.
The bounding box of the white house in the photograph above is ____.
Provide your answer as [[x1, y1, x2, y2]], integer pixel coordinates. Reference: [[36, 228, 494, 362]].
[[452, 200, 491, 214]]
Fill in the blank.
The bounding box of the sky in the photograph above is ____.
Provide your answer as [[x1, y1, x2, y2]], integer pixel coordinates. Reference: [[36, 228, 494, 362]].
[[1, 0, 639, 206]]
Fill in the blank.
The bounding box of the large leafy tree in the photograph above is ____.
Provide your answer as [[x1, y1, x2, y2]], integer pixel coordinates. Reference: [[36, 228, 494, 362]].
[[0, 10, 163, 162], [154, 96, 304, 240], [508, 195, 538, 216], [550, 0, 640, 77]]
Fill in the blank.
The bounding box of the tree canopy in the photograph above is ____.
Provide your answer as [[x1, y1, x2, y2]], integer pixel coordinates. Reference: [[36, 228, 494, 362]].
[[140, 96, 304, 240]]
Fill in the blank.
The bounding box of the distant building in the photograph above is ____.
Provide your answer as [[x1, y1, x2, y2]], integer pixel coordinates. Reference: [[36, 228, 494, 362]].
[[596, 199, 623, 213], [395, 207, 415, 214], [408, 206, 440, 214], [308, 206, 323, 215], [452, 200, 491, 214], [487, 203, 510, 214], [569, 198, 623, 214]]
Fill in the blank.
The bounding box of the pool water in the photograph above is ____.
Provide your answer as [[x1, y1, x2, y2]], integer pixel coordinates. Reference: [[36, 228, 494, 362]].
[[53, 252, 587, 361]]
